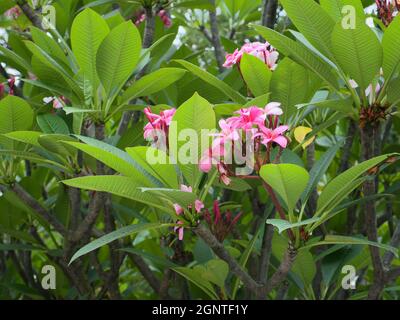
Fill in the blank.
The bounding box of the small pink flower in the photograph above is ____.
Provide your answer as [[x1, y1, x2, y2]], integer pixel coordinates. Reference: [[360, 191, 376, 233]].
[[174, 221, 184, 241], [255, 125, 289, 148], [223, 42, 279, 70], [5, 6, 21, 19], [227, 106, 266, 130], [143, 107, 176, 144], [158, 10, 172, 28], [264, 102, 283, 116], [195, 200, 204, 213]]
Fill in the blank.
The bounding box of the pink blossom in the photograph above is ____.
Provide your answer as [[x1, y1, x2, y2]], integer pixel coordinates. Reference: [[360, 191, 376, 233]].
[[173, 185, 204, 240], [143, 107, 176, 142], [135, 13, 146, 26], [227, 106, 266, 130], [174, 221, 184, 241], [223, 42, 279, 70], [158, 10, 172, 28], [5, 6, 21, 19], [264, 102, 283, 116], [255, 125, 289, 148]]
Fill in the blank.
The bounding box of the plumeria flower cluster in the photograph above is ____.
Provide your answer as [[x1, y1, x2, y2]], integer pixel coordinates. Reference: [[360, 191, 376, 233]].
[[199, 102, 289, 185], [135, 9, 172, 28], [223, 41, 279, 70], [173, 185, 204, 240], [376, 0, 400, 26], [143, 107, 176, 149], [203, 200, 242, 242]]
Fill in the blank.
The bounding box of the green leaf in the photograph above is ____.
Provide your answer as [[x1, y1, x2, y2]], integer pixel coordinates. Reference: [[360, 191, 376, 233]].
[[304, 235, 398, 257], [301, 142, 343, 202], [62, 176, 172, 212], [296, 97, 355, 115], [292, 249, 316, 288], [382, 15, 400, 81], [280, 0, 336, 59], [316, 154, 399, 216], [0, 150, 70, 172], [0, 96, 34, 149], [69, 223, 172, 263], [194, 259, 229, 288], [126, 146, 179, 189], [252, 25, 339, 90], [331, 21, 382, 90], [260, 164, 310, 213], [172, 267, 219, 300], [174, 60, 247, 104], [73, 135, 162, 186], [31, 26, 69, 67], [0, 45, 32, 72], [24, 41, 82, 98], [240, 53, 272, 97], [140, 187, 198, 209], [96, 21, 141, 100], [320, 0, 365, 22], [266, 217, 321, 234], [65, 142, 152, 185], [270, 58, 309, 122], [169, 93, 216, 187], [120, 68, 187, 105], [71, 8, 110, 90], [37, 114, 70, 134]]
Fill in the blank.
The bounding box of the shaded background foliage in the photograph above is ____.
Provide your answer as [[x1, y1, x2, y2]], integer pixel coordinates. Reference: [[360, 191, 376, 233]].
[[0, 0, 399, 300]]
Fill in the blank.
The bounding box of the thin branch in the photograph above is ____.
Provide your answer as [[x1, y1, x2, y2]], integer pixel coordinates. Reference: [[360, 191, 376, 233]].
[[15, 0, 43, 29], [208, 0, 225, 72], [9, 184, 66, 235], [194, 223, 261, 294], [261, 0, 279, 29]]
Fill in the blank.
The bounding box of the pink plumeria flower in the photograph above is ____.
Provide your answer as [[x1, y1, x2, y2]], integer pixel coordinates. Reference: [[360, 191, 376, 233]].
[[264, 102, 283, 116], [174, 221, 184, 241], [227, 106, 266, 130], [255, 125, 289, 148], [143, 107, 176, 142], [223, 42, 279, 70]]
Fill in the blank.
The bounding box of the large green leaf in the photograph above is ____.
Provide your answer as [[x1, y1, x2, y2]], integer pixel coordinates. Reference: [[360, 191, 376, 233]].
[[73, 135, 162, 186], [64, 142, 153, 185], [301, 142, 343, 202], [292, 249, 316, 288], [126, 146, 179, 189], [96, 21, 141, 100], [240, 53, 272, 97], [31, 26, 69, 67], [252, 25, 339, 90], [382, 15, 400, 81], [304, 235, 398, 257], [316, 154, 399, 216], [120, 68, 187, 105], [0, 96, 34, 149], [260, 164, 310, 213], [331, 21, 382, 90], [270, 58, 309, 122], [266, 217, 321, 234], [280, 0, 336, 59], [169, 93, 216, 187], [62, 175, 172, 212], [37, 114, 70, 135], [320, 0, 365, 22], [174, 60, 247, 104], [69, 223, 172, 263], [71, 8, 110, 90]]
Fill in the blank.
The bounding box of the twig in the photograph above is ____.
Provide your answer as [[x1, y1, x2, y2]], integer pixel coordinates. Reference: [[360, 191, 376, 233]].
[[261, 0, 279, 29], [16, 0, 43, 30], [10, 184, 66, 236], [208, 0, 225, 72]]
